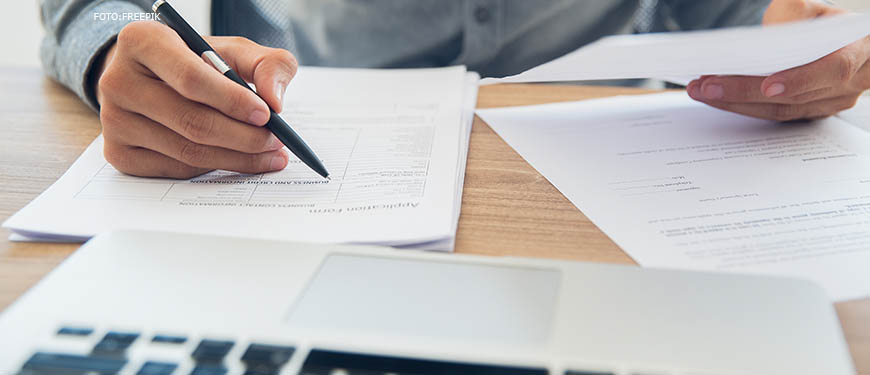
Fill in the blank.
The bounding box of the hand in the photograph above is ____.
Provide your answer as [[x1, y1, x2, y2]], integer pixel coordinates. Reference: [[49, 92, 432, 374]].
[[687, 0, 869, 122], [95, 21, 298, 178]]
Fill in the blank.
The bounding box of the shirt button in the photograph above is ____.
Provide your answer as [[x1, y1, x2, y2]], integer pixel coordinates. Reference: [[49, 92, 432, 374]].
[[474, 6, 491, 23]]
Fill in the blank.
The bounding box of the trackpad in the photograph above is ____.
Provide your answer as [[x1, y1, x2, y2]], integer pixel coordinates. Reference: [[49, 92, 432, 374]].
[[285, 255, 560, 345]]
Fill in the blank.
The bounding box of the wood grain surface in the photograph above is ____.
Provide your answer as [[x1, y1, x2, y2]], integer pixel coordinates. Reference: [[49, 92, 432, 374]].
[[0, 67, 866, 372]]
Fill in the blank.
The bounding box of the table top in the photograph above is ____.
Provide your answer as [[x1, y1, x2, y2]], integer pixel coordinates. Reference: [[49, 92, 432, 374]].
[[1, 67, 867, 371]]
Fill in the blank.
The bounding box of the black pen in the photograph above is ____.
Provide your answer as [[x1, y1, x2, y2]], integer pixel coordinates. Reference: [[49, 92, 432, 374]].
[[151, 0, 329, 179]]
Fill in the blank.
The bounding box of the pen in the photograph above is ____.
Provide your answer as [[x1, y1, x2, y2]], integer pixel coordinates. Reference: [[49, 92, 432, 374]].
[[151, 0, 329, 179]]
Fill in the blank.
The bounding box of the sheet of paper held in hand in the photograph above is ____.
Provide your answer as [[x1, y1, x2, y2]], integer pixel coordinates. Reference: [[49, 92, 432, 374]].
[[477, 93, 870, 301], [4, 67, 479, 251], [481, 12, 870, 85]]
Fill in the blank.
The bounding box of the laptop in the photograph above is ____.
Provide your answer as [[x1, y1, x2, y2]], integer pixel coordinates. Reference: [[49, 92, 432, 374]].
[[0, 231, 854, 375]]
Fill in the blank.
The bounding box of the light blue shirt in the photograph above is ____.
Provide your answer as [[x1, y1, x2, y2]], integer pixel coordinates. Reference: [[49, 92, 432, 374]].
[[40, 0, 770, 109]]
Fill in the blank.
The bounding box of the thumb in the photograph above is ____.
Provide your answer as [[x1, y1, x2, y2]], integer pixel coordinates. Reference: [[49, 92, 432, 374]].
[[207, 36, 298, 112]]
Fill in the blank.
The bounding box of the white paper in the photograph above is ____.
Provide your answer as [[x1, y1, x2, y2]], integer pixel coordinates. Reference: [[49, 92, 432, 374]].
[[837, 94, 870, 133], [481, 13, 870, 85], [477, 92, 870, 301], [4, 67, 479, 251]]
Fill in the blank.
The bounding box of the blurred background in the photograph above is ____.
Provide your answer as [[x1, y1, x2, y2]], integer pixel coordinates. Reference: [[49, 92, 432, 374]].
[[4, 1, 869, 68]]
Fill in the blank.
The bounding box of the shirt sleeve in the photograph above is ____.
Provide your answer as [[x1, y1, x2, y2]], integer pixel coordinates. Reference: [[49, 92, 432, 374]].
[[40, 0, 151, 111], [655, 0, 772, 31]]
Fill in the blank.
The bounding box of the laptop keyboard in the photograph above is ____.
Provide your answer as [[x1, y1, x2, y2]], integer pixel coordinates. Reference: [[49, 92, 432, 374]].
[[18, 327, 297, 375], [15, 325, 626, 375]]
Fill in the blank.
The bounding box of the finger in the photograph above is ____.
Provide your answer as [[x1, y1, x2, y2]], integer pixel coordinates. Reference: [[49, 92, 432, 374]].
[[692, 75, 768, 103], [208, 36, 298, 112], [687, 77, 840, 105], [115, 21, 271, 125], [106, 73, 284, 154], [105, 108, 290, 174], [104, 142, 211, 179], [696, 95, 860, 122], [761, 37, 870, 99]]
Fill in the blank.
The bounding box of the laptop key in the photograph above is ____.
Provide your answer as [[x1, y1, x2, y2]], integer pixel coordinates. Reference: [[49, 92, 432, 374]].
[[21, 352, 127, 375], [137, 361, 178, 375], [152, 335, 188, 344], [93, 331, 140, 356], [57, 326, 94, 337], [241, 343, 295, 375], [190, 365, 228, 375], [241, 343, 295, 365], [191, 339, 234, 363]]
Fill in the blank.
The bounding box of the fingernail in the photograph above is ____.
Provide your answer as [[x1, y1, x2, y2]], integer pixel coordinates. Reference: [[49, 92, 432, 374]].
[[275, 81, 286, 103], [249, 109, 269, 125], [687, 82, 700, 98], [703, 83, 724, 100], [269, 153, 287, 171], [765, 83, 786, 97]]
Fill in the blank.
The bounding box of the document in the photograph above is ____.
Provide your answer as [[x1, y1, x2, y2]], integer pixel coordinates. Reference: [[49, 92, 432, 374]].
[[838, 94, 870, 133], [4, 67, 480, 251], [477, 93, 870, 301], [481, 13, 870, 85]]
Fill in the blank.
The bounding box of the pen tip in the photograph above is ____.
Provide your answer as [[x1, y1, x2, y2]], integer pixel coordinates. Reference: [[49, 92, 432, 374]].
[[325, 176, 331, 181]]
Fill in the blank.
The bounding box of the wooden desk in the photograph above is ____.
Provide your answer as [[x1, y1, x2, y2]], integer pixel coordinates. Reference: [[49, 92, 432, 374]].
[[1, 67, 867, 371]]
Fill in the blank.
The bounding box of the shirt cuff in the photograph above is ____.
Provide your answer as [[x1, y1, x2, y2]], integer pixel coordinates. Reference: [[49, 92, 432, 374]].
[[41, 1, 149, 111]]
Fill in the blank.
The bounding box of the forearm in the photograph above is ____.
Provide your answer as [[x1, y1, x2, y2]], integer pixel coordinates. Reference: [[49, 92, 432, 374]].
[[40, 0, 150, 111]]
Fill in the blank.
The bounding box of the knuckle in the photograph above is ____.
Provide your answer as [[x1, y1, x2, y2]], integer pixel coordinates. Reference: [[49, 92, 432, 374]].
[[97, 65, 125, 97], [103, 142, 130, 171], [247, 153, 269, 172], [274, 48, 297, 66], [177, 108, 216, 142], [264, 48, 298, 78], [225, 87, 252, 116], [172, 61, 204, 97], [116, 21, 155, 51], [99, 105, 125, 130], [248, 131, 274, 152], [789, 88, 824, 104], [835, 54, 857, 84], [178, 141, 210, 166], [227, 36, 252, 46], [771, 104, 800, 122], [786, 76, 810, 94], [736, 82, 755, 101]]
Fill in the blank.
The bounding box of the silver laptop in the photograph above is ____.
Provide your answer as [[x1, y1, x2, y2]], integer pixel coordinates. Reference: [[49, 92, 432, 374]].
[[0, 231, 854, 375]]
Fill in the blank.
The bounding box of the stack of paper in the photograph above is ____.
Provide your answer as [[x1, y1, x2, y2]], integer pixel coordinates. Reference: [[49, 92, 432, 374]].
[[481, 12, 870, 85], [4, 67, 479, 251], [477, 93, 870, 301]]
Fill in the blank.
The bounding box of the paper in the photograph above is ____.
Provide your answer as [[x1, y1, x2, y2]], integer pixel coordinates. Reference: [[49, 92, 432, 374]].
[[481, 13, 870, 85], [477, 92, 870, 301], [4, 67, 479, 251], [837, 94, 870, 133]]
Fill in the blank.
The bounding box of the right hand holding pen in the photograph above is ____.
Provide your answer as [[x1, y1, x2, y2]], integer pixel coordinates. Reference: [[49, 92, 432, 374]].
[[95, 21, 298, 178]]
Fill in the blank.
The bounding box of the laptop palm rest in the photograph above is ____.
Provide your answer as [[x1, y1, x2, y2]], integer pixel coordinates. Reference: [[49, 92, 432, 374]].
[[285, 254, 561, 345]]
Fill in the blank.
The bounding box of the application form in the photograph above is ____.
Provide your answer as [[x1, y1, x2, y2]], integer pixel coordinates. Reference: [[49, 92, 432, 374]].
[[477, 93, 870, 301], [4, 67, 479, 251], [481, 13, 870, 85]]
